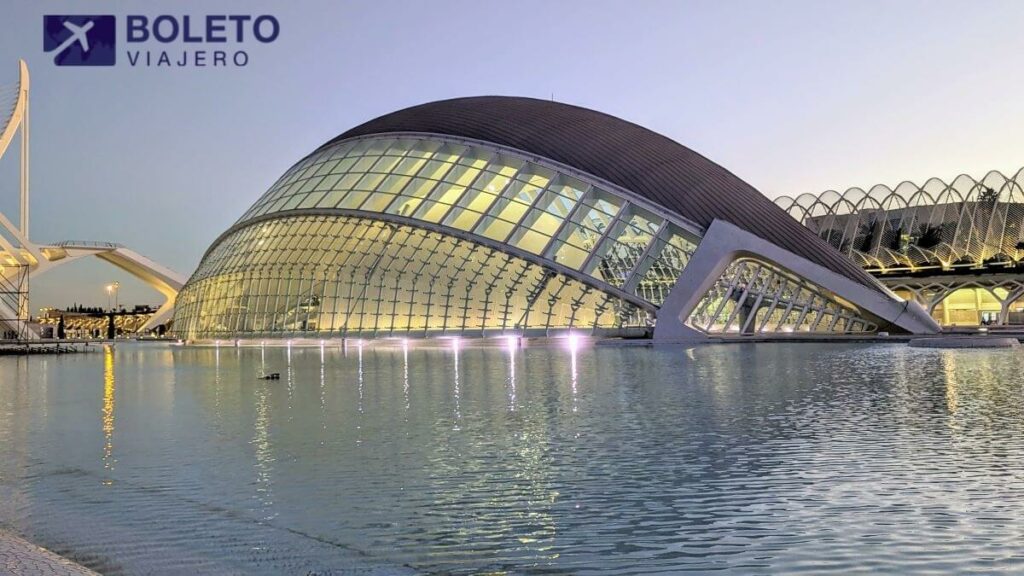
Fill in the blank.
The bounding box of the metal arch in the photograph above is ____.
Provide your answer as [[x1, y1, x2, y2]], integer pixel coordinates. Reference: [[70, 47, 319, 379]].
[[775, 165, 1024, 270], [203, 208, 660, 314]]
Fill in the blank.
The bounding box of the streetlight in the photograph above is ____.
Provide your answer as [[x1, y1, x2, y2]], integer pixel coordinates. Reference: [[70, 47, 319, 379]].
[[105, 281, 120, 311]]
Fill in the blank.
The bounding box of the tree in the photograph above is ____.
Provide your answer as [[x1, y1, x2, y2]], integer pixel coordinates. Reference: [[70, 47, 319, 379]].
[[979, 186, 999, 204], [57, 316, 66, 340], [890, 226, 904, 251], [856, 219, 877, 253], [915, 224, 944, 250], [106, 314, 116, 340]]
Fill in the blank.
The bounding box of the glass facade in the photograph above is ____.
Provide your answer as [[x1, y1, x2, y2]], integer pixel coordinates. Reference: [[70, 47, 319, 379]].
[[687, 258, 877, 335], [174, 135, 707, 340], [174, 132, 894, 341], [174, 215, 650, 338], [233, 136, 699, 304]]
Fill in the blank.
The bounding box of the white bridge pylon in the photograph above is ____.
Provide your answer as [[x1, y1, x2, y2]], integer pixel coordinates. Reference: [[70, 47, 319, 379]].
[[0, 60, 185, 338]]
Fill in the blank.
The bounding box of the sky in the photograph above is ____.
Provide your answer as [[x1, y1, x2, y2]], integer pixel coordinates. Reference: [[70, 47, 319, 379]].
[[1, 0, 1023, 310]]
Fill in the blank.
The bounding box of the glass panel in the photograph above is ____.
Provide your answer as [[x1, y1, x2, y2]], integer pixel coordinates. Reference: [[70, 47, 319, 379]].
[[174, 213, 650, 339], [687, 259, 877, 335], [476, 217, 515, 242], [377, 174, 412, 195], [417, 159, 454, 180], [360, 192, 397, 212], [633, 231, 696, 305], [445, 207, 484, 232], [511, 229, 550, 255], [483, 197, 530, 226]]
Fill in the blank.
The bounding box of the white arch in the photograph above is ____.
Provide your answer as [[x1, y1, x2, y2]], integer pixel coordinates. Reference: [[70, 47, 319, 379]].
[[1, 239, 186, 338], [0, 60, 184, 339]]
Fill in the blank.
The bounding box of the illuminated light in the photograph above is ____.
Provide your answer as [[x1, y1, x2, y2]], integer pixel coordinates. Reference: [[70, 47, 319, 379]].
[[102, 345, 116, 477], [451, 337, 461, 352], [505, 335, 518, 352], [566, 333, 580, 351], [781, 327, 794, 333]]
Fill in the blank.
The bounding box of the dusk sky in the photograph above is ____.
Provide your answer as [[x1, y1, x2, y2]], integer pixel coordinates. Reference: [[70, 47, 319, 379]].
[[1, 0, 1023, 309]]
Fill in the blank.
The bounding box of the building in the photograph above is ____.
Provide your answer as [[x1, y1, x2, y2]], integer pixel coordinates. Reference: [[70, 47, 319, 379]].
[[37, 305, 162, 339], [172, 97, 938, 342], [776, 167, 1024, 328]]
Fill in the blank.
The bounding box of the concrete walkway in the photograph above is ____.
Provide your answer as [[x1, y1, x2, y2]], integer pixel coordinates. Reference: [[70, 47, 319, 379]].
[[0, 531, 97, 576]]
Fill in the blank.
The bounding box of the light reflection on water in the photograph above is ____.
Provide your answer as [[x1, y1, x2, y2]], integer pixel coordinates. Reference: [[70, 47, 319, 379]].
[[101, 345, 116, 480], [1, 342, 1024, 574]]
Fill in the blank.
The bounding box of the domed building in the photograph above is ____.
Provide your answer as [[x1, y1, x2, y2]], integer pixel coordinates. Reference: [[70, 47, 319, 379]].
[[172, 97, 938, 341]]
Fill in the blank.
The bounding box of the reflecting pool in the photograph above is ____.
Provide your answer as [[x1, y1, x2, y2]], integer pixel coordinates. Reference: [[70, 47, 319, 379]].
[[2, 342, 1024, 574]]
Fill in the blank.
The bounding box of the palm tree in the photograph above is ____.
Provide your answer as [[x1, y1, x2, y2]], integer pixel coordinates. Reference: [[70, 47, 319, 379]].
[[915, 224, 944, 250], [856, 219, 877, 253]]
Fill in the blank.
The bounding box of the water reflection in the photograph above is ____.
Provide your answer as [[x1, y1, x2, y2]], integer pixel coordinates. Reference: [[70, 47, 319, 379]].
[[356, 340, 364, 444], [943, 350, 958, 414], [319, 341, 327, 435], [3, 343, 1024, 575], [402, 339, 410, 415], [251, 379, 275, 521], [569, 337, 579, 413], [506, 336, 517, 411], [101, 345, 116, 479], [451, 338, 461, 429]]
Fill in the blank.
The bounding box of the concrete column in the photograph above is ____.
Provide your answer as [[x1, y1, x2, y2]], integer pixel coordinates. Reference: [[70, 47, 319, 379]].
[[653, 219, 940, 341]]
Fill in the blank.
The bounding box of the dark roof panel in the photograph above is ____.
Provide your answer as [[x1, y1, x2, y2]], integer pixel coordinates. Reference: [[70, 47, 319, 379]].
[[328, 96, 880, 291]]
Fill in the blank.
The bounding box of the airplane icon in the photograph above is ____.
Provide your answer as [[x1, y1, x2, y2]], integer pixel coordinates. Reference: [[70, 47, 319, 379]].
[[43, 15, 116, 66], [51, 20, 95, 57]]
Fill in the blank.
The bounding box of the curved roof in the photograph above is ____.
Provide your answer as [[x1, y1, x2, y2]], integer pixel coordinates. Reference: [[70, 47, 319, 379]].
[[327, 96, 880, 290]]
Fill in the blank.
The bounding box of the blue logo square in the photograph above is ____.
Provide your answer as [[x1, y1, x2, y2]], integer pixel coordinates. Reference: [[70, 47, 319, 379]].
[[44, 15, 116, 66]]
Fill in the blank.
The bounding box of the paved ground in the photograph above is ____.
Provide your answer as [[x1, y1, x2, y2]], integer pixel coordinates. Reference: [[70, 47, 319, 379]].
[[0, 531, 97, 576]]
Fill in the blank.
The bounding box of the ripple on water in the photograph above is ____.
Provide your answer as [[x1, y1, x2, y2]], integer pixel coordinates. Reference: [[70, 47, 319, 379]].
[[1, 342, 1023, 574]]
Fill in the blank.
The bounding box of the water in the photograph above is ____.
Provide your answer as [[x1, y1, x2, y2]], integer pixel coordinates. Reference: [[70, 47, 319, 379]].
[[2, 341, 1024, 574]]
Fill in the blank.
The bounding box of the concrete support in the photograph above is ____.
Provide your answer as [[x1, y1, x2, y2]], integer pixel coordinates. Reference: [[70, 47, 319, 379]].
[[0, 244, 186, 339], [653, 219, 940, 341]]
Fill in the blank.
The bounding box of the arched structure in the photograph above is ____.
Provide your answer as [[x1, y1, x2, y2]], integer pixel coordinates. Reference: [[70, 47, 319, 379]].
[[173, 97, 938, 341], [775, 168, 1024, 272], [0, 61, 185, 339], [777, 167, 1024, 327]]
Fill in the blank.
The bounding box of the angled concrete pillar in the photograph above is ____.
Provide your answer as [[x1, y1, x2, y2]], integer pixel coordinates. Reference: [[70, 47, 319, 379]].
[[653, 219, 940, 341]]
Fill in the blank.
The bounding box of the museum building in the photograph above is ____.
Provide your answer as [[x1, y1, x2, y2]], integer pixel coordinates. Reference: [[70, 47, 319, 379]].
[[776, 167, 1024, 328], [172, 97, 938, 341]]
